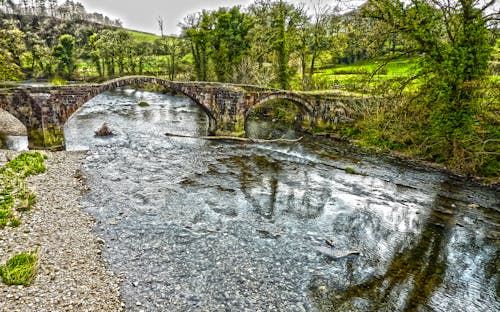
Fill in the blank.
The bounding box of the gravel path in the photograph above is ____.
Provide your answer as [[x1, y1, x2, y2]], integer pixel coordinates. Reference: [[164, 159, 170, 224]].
[[0, 151, 124, 312]]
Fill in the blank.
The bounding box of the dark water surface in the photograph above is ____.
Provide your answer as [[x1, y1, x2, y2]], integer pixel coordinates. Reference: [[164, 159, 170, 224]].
[[64, 89, 499, 312]]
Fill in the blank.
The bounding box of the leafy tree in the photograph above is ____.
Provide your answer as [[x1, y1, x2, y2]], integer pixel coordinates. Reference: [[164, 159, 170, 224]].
[[0, 0, 16, 14], [88, 33, 103, 77], [0, 21, 26, 81], [53, 34, 76, 79], [0, 53, 23, 81], [209, 6, 252, 82], [157, 17, 186, 80], [248, 0, 306, 89], [181, 11, 211, 81], [154, 36, 183, 80], [297, 1, 339, 90], [364, 0, 497, 171], [90, 30, 121, 77], [23, 30, 47, 76]]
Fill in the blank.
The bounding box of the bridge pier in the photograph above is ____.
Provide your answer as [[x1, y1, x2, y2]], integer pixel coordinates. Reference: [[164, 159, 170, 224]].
[[208, 117, 217, 136], [28, 127, 65, 150]]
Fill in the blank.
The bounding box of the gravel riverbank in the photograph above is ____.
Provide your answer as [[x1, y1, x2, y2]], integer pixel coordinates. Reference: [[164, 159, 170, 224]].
[[0, 150, 124, 312]]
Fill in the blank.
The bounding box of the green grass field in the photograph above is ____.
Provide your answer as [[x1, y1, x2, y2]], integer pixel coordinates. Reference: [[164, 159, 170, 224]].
[[310, 41, 499, 92], [126, 30, 161, 43], [306, 56, 422, 92]]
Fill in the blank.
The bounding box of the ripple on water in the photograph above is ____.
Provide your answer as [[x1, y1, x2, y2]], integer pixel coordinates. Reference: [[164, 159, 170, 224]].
[[65, 89, 500, 311]]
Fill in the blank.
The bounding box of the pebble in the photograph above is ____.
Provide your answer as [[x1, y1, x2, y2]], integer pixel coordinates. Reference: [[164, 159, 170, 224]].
[[0, 151, 124, 311]]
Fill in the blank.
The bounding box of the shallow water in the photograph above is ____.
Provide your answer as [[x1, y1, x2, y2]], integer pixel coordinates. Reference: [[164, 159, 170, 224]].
[[64, 89, 499, 312], [2, 135, 28, 151]]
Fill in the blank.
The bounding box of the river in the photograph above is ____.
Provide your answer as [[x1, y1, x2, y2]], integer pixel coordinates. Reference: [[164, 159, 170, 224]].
[[63, 88, 498, 311]]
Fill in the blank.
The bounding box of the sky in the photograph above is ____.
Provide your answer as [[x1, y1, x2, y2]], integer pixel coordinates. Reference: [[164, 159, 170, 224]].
[[66, 0, 257, 35], [64, 0, 353, 35]]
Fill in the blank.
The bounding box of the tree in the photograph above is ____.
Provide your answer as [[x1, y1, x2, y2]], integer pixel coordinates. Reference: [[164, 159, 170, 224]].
[[47, 0, 56, 17], [34, 0, 47, 16], [209, 6, 252, 82], [157, 16, 184, 80], [0, 20, 26, 81], [24, 30, 47, 75], [132, 41, 153, 75], [0, 0, 16, 14], [1, 21, 25, 61], [87, 33, 101, 76], [364, 0, 497, 168], [53, 34, 76, 79], [180, 11, 211, 81], [297, 1, 339, 90], [248, 0, 306, 89]]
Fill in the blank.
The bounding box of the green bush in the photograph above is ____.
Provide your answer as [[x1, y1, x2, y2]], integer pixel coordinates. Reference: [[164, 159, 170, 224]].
[[2, 152, 47, 178], [16, 190, 36, 212], [0, 251, 38, 286], [10, 216, 21, 227], [0, 208, 12, 227], [0, 152, 47, 227]]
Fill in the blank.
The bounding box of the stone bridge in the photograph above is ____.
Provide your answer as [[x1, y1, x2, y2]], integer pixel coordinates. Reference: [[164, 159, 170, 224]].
[[0, 76, 371, 149]]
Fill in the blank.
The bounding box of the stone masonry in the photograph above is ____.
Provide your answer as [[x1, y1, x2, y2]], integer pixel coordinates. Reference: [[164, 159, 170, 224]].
[[0, 76, 371, 149]]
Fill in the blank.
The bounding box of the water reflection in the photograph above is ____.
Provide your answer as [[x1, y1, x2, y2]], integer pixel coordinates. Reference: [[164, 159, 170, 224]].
[[309, 181, 498, 312]]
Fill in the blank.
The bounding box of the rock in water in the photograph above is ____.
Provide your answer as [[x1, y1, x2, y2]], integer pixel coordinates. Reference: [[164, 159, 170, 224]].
[[95, 123, 113, 136]]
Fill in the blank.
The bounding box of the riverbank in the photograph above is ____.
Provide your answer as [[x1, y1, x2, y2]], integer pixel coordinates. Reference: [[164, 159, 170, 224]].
[[0, 150, 123, 311], [311, 132, 500, 187]]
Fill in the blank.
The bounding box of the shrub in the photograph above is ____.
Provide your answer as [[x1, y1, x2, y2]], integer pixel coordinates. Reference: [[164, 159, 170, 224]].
[[2, 152, 47, 178], [16, 190, 36, 212], [0, 152, 47, 227], [50, 76, 67, 86], [345, 167, 357, 174], [0, 208, 12, 227], [0, 251, 39, 286], [9, 216, 21, 227]]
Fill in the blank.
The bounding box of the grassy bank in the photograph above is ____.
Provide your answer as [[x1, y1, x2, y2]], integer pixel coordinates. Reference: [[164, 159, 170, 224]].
[[0, 152, 47, 228], [324, 79, 500, 182], [0, 152, 47, 287]]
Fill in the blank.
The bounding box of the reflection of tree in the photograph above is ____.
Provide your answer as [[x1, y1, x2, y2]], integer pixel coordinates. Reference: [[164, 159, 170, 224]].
[[311, 187, 456, 311], [235, 155, 280, 220], [232, 155, 328, 221], [283, 170, 329, 219]]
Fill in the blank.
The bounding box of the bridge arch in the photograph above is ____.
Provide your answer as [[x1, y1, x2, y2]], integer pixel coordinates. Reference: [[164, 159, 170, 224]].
[[253, 93, 313, 115], [78, 76, 218, 134], [245, 93, 314, 134]]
